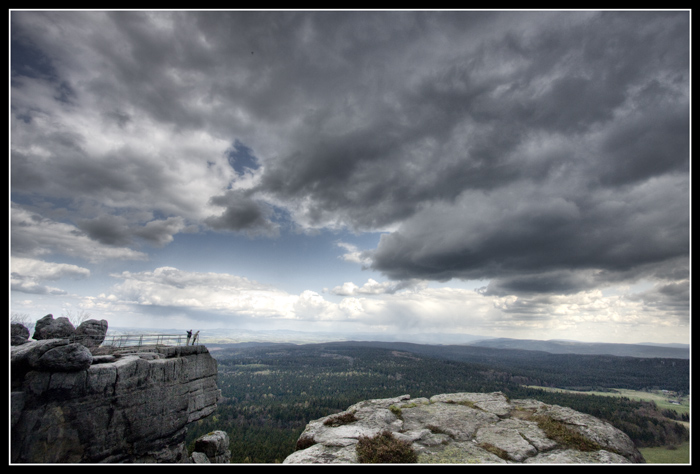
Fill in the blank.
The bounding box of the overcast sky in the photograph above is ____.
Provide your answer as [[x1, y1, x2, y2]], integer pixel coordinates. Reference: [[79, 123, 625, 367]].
[[10, 10, 690, 344]]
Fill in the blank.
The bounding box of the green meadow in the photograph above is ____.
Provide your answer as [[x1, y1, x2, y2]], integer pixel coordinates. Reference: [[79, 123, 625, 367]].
[[525, 386, 689, 416], [639, 442, 690, 464]]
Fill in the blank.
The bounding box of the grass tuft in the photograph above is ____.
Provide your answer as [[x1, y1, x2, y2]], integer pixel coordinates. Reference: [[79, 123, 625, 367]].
[[389, 405, 403, 418], [356, 430, 418, 463], [295, 435, 315, 451], [533, 415, 602, 452]]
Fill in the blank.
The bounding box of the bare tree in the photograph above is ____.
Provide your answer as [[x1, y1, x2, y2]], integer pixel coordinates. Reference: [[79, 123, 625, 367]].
[[62, 309, 91, 327], [11, 312, 32, 327]]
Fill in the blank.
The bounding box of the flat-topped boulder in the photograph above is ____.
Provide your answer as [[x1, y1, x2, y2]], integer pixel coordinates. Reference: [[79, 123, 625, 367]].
[[284, 392, 644, 464]]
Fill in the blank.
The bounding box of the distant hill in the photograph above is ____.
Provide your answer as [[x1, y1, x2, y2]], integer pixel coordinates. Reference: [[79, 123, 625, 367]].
[[108, 327, 688, 359], [108, 327, 490, 346], [467, 338, 689, 359]]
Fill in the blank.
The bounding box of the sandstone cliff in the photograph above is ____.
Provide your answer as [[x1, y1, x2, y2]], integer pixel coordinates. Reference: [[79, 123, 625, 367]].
[[284, 392, 645, 464], [11, 340, 221, 463]]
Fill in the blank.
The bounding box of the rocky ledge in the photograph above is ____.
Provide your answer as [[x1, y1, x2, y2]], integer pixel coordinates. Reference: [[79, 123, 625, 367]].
[[11, 340, 221, 463], [284, 392, 644, 464]]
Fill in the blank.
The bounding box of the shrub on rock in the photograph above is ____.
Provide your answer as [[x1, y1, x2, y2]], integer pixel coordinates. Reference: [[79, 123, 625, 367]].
[[356, 430, 417, 464]]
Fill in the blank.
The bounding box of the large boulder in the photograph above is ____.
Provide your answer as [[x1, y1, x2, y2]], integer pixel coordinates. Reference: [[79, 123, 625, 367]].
[[74, 319, 109, 347], [12, 339, 71, 374], [284, 392, 645, 464], [37, 343, 93, 372], [11, 323, 30, 346], [11, 339, 92, 374], [32, 314, 75, 340], [191, 431, 231, 463]]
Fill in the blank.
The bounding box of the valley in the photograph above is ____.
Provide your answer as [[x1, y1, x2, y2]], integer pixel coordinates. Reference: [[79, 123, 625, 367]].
[[186, 341, 690, 463]]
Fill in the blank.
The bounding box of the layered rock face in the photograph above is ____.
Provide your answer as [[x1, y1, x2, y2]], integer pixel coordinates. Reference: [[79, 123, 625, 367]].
[[284, 392, 644, 464], [11, 341, 220, 463]]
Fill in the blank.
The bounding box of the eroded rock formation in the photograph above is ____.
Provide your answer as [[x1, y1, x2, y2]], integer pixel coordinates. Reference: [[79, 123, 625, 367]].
[[73, 319, 109, 348], [284, 392, 644, 464], [32, 314, 76, 340], [11, 323, 30, 345], [16, 314, 109, 348], [11, 340, 220, 463], [190, 430, 232, 463]]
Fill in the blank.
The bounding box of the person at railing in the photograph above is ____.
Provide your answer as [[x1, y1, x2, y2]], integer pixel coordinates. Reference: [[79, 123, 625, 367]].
[[186, 329, 192, 345], [191, 330, 199, 346]]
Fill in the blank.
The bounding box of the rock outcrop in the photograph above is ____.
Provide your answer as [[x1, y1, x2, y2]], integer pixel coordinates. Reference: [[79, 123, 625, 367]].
[[11, 323, 30, 345], [11, 341, 221, 463], [190, 430, 232, 463], [26, 314, 109, 348], [284, 392, 644, 464], [73, 318, 109, 348], [32, 314, 75, 340]]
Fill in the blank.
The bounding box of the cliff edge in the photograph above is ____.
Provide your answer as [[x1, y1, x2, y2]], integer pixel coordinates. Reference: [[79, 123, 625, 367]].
[[284, 392, 645, 464], [11, 339, 220, 463]]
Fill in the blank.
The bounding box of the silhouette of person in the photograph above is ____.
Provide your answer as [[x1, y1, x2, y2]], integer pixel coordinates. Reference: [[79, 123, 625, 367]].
[[186, 329, 192, 345]]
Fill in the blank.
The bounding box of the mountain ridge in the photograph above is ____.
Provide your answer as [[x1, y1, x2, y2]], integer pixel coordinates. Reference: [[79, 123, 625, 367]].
[[467, 337, 689, 359], [107, 327, 688, 359]]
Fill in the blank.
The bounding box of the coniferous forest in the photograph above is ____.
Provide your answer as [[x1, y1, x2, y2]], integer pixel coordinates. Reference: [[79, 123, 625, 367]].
[[186, 341, 689, 463]]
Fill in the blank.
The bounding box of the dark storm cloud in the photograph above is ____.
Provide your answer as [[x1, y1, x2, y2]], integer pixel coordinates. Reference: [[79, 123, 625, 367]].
[[246, 11, 689, 241], [626, 279, 690, 320], [204, 190, 279, 237], [78, 214, 185, 248], [479, 270, 603, 297], [11, 129, 169, 203], [78, 214, 133, 247], [369, 171, 689, 293], [11, 28, 57, 81], [10, 11, 689, 301]]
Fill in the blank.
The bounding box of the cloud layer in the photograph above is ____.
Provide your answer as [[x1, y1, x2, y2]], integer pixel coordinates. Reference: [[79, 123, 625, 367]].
[[11, 11, 689, 341]]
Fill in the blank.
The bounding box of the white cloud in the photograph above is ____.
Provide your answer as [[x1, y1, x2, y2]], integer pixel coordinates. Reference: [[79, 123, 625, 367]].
[[110, 267, 303, 319], [10, 258, 89, 295], [484, 286, 689, 343], [336, 242, 372, 266], [27, 263, 684, 344], [11, 257, 91, 280], [106, 267, 493, 332], [330, 278, 428, 296]]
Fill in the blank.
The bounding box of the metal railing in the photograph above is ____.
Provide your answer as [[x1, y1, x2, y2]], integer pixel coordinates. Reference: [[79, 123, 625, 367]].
[[101, 333, 199, 351]]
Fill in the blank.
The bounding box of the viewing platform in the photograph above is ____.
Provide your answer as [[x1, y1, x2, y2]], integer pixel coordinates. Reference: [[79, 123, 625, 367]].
[[90, 332, 202, 355]]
